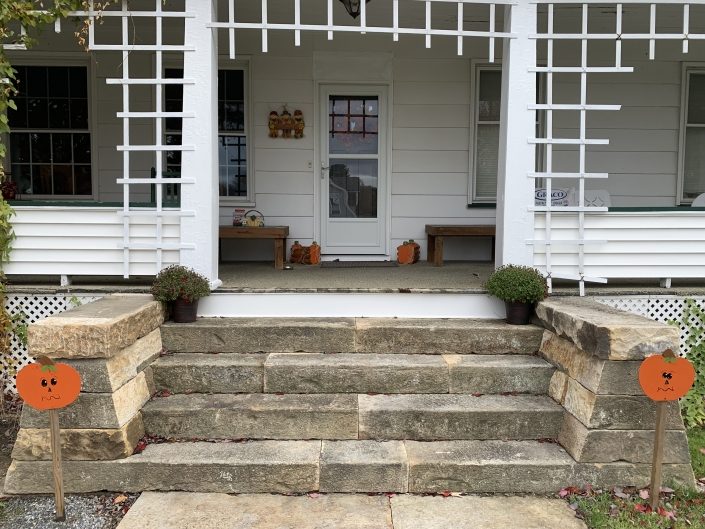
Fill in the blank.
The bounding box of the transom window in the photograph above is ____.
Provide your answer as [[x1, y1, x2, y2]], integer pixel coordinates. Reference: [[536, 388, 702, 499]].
[[681, 70, 705, 202], [8, 66, 92, 196], [165, 68, 249, 199]]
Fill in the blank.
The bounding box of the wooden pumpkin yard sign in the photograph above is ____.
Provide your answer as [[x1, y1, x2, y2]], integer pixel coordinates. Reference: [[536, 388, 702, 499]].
[[638, 349, 695, 510], [16, 356, 82, 521]]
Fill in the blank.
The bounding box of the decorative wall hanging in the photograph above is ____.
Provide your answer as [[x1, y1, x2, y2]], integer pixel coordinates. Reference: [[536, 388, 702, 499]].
[[339, 0, 371, 19], [268, 106, 305, 139]]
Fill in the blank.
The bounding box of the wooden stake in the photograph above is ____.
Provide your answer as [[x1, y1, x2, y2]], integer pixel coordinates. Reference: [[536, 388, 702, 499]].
[[650, 401, 667, 511], [49, 409, 66, 521]]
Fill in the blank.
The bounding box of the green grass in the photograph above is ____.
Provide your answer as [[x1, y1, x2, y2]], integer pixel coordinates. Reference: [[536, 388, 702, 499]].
[[562, 428, 705, 528], [688, 428, 705, 479]]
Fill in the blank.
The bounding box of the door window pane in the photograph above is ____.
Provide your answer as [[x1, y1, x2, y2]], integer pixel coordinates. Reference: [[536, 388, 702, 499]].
[[329, 96, 379, 155], [329, 159, 378, 218], [479, 70, 502, 122]]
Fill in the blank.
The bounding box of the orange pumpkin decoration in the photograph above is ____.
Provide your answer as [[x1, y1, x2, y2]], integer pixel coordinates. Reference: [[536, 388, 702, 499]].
[[638, 349, 695, 401], [16, 356, 81, 411]]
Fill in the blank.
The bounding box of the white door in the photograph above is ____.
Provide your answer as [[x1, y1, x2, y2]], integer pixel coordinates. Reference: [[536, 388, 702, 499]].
[[320, 85, 387, 255]]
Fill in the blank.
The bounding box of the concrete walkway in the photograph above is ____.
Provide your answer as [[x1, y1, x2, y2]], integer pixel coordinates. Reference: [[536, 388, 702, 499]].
[[116, 492, 586, 529]]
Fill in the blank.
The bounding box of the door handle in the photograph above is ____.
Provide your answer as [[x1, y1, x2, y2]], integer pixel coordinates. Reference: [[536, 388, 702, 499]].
[[321, 165, 330, 180]]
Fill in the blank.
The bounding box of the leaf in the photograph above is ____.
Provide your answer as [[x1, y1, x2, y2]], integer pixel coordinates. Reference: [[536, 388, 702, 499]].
[[113, 494, 127, 504], [639, 489, 650, 499], [634, 503, 652, 514]]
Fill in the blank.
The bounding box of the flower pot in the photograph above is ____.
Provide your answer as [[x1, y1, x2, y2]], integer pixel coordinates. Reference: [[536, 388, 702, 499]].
[[173, 298, 199, 323], [505, 301, 534, 325], [1, 181, 17, 201]]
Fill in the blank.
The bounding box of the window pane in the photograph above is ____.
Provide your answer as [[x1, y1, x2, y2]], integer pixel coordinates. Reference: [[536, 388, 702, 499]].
[[52, 133, 72, 163], [224, 70, 244, 100], [9, 97, 27, 128], [31, 133, 51, 163], [48, 68, 69, 97], [329, 96, 379, 155], [27, 98, 48, 129], [11, 164, 31, 194], [218, 135, 247, 197], [70, 99, 89, 129], [72, 133, 91, 164], [10, 133, 30, 163], [479, 70, 502, 122], [475, 124, 500, 199], [53, 165, 74, 194], [27, 67, 47, 97], [48, 98, 70, 128], [69, 67, 87, 98], [74, 165, 92, 195], [688, 74, 705, 124], [684, 128, 705, 199], [32, 165, 52, 194], [329, 159, 378, 218]]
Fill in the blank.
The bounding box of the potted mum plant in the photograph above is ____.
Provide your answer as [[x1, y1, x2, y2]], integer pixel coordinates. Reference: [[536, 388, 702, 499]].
[[151, 265, 211, 323], [484, 265, 548, 325]]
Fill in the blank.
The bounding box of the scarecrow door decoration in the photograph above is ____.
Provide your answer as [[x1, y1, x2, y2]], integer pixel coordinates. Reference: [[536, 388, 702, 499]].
[[16, 356, 82, 521]]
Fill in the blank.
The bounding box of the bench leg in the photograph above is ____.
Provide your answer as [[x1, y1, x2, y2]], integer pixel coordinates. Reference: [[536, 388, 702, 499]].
[[274, 238, 285, 270], [433, 236, 444, 267], [427, 235, 435, 263], [490, 236, 496, 263]]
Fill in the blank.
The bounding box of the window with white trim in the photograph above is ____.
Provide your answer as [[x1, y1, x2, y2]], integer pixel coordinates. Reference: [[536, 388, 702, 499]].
[[470, 66, 544, 204], [165, 66, 250, 200], [681, 69, 705, 202], [7, 66, 92, 196]]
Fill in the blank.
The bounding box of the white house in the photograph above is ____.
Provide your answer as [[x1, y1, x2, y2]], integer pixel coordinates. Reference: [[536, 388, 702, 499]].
[[3, 0, 705, 301]]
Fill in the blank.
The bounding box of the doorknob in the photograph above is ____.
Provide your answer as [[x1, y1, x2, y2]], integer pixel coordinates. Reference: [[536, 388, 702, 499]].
[[321, 165, 330, 180]]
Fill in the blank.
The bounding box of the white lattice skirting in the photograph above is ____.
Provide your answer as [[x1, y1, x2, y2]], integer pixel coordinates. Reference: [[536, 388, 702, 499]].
[[595, 296, 705, 357], [2, 294, 102, 394]]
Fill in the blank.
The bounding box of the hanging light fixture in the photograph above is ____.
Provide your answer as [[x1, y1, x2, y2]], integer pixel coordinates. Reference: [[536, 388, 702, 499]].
[[338, 0, 371, 19]]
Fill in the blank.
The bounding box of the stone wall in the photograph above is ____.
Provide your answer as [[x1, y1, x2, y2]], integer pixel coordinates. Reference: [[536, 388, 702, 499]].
[[10, 295, 165, 462], [536, 297, 695, 482]]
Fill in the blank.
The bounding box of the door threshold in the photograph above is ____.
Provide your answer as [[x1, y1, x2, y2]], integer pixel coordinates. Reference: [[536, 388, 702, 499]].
[[321, 255, 391, 262]]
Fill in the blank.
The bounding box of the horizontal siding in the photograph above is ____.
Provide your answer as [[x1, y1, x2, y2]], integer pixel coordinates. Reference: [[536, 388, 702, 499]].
[[533, 212, 705, 279]]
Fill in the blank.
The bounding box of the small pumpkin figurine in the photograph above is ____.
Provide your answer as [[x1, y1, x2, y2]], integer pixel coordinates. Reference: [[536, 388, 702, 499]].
[[293, 110, 305, 139], [268, 111, 280, 138], [290, 241, 304, 264], [638, 349, 695, 401], [397, 240, 420, 265], [305, 241, 321, 265], [280, 109, 294, 139], [16, 356, 82, 411]]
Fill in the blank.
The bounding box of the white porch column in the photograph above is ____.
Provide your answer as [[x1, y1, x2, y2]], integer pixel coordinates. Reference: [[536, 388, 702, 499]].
[[180, 0, 221, 287], [495, 1, 537, 267]]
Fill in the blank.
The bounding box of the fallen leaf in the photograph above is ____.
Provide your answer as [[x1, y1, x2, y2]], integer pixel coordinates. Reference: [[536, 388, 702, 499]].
[[658, 507, 676, 520], [569, 502, 579, 511], [113, 494, 127, 504], [661, 486, 675, 494], [308, 492, 321, 498], [614, 491, 629, 500], [634, 503, 652, 514], [639, 489, 650, 500]]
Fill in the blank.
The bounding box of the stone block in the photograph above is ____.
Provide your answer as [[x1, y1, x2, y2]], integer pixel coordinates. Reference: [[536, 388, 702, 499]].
[[3, 441, 321, 494], [355, 319, 543, 354], [265, 353, 449, 394], [320, 440, 408, 492], [11, 413, 144, 461], [28, 295, 165, 359], [536, 297, 679, 361], [65, 329, 163, 393], [540, 331, 643, 395], [445, 354, 554, 394], [20, 370, 152, 429], [558, 412, 691, 464], [142, 393, 359, 440], [405, 440, 574, 494], [161, 318, 357, 353], [153, 353, 266, 393], [358, 394, 563, 440], [572, 462, 696, 489], [548, 370, 569, 404], [562, 378, 684, 430]]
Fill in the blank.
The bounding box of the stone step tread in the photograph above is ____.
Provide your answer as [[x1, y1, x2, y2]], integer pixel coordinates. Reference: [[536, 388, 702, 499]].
[[161, 318, 543, 354], [358, 393, 562, 412], [143, 393, 357, 413], [152, 353, 554, 395]]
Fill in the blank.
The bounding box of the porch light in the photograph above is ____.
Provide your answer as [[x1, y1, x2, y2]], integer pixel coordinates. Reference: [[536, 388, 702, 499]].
[[339, 0, 370, 19]]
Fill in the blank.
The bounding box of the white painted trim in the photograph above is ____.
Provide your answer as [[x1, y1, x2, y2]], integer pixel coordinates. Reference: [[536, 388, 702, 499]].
[[677, 63, 705, 205], [198, 292, 506, 319], [3, 52, 100, 201]]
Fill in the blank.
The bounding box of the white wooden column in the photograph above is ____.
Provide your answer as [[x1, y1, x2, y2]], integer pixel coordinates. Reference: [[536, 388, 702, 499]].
[[495, 1, 537, 267], [180, 0, 221, 287]]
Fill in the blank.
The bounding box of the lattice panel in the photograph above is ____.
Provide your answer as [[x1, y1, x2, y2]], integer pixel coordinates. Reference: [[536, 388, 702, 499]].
[[2, 294, 102, 394], [595, 297, 705, 357]]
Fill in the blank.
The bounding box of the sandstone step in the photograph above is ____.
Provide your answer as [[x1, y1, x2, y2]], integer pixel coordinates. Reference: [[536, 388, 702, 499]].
[[142, 393, 561, 441], [142, 393, 359, 440], [4, 439, 695, 495], [152, 353, 554, 395], [358, 394, 563, 440], [161, 318, 543, 354]]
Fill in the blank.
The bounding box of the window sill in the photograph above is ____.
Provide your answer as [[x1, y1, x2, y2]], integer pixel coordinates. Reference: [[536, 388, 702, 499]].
[[467, 202, 497, 208]]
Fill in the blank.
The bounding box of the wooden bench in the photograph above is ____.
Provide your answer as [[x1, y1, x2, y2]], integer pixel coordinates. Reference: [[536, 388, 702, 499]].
[[426, 225, 496, 267], [219, 226, 289, 270]]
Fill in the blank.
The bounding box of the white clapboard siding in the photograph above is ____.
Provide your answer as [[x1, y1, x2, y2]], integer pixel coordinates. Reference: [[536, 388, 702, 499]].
[[534, 212, 705, 279], [4, 208, 180, 277]]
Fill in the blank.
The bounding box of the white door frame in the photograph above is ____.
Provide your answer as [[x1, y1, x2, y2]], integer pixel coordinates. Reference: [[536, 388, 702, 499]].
[[315, 82, 392, 259]]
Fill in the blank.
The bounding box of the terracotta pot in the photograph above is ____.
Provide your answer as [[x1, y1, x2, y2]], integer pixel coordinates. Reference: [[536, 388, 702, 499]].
[[505, 301, 534, 325], [173, 298, 199, 323]]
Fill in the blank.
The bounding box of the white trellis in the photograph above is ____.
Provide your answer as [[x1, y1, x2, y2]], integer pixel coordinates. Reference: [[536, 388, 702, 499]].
[[211, 0, 516, 60], [531, 1, 705, 295]]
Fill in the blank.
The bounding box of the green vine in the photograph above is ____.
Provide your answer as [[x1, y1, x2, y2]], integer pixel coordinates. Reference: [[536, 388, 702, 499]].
[[671, 300, 705, 428]]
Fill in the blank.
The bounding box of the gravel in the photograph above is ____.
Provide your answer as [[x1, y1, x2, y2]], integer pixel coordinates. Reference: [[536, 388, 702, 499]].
[[0, 493, 139, 529]]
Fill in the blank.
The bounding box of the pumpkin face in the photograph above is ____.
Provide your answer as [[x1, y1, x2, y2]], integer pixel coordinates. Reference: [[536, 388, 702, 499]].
[[16, 357, 81, 411], [638, 350, 695, 401]]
